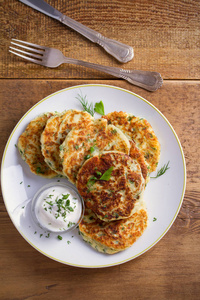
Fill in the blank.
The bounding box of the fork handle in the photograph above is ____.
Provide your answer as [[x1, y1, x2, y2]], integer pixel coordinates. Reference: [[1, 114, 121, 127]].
[[63, 57, 162, 91], [61, 15, 133, 63]]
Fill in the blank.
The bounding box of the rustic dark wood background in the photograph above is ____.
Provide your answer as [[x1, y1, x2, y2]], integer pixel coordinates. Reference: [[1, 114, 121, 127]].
[[0, 0, 199, 299]]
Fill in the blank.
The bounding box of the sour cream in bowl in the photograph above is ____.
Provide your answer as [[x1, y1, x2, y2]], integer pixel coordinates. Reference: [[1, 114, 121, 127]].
[[31, 181, 84, 233]]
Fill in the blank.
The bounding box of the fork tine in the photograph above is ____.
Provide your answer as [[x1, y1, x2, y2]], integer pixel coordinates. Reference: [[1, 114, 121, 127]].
[[11, 41, 45, 55], [9, 50, 44, 65], [11, 39, 46, 50], [9, 46, 43, 60]]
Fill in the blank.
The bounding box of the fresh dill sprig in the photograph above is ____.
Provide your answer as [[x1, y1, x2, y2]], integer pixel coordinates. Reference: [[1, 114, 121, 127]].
[[76, 93, 94, 116], [151, 161, 170, 178]]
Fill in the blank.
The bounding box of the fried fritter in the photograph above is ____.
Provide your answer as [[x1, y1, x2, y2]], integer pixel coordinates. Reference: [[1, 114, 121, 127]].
[[129, 140, 149, 183], [60, 119, 130, 184], [103, 111, 160, 173], [79, 206, 148, 254], [77, 151, 145, 222], [17, 113, 57, 178], [40, 109, 94, 174]]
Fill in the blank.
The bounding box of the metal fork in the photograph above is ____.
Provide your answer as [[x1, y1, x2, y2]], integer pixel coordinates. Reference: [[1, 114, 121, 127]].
[[9, 39, 163, 91]]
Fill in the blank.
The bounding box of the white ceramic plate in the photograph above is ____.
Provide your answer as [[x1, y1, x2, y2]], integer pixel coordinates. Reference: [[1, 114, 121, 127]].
[[1, 84, 186, 268]]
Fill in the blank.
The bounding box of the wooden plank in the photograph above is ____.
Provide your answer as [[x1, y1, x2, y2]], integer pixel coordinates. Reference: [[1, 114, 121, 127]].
[[0, 79, 199, 299], [0, 0, 199, 79]]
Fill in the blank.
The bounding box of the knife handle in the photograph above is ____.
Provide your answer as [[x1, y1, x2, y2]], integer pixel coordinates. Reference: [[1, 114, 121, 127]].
[[60, 15, 134, 63]]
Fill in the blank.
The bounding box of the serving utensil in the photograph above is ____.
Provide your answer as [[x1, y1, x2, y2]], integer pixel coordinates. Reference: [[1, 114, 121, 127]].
[[18, 0, 133, 63], [9, 39, 163, 91]]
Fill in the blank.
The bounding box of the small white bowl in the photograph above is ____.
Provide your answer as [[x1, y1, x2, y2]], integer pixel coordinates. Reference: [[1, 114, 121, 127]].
[[31, 181, 84, 233]]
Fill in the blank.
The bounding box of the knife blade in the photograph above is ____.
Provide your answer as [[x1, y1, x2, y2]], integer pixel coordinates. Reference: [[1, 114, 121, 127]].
[[18, 0, 134, 63]]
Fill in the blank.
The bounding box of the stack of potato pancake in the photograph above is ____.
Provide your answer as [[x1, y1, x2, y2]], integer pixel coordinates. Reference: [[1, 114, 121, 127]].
[[17, 109, 160, 254]]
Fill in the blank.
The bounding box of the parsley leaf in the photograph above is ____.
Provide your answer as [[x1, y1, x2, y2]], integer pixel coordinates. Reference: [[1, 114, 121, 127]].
[[86, 167, 114, 187], [94, 101, 105, 115], [100, 166, 114, 181]]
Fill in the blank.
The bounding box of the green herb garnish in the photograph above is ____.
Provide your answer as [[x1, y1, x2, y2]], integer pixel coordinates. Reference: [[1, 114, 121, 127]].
[[153, 217, 157, 222], [57, 235, 62, 240], [151, 161, 170, 178], [87, 176, 98, 187], [94, 101, 105, 115], [96, 171, 102, 176], [100, 166, 114, 181], [111, 129, 117, 134], [89, 146, 95, 153], [65, 199, 70, 206], [43, 193, 75, 221], [77, 93, 105, 116], [46, 200, 54, 207], [128, 115, 135, 121], [76, 93, 94, 116], [84, 154, 91, 160], [68, 221, 75, 228], [62, 194, 70, 200], [36, 167, 42, 174], [87, 166, 114, 187]]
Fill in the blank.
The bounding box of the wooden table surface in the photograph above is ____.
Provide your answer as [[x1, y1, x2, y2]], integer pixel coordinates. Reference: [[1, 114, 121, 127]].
[[0, 0, 199, 299]]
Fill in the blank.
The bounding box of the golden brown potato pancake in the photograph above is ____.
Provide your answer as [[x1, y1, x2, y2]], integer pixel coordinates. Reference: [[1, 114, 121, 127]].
[[103, 111, 160, 173], [60, 118, 130, 184], [41, 109, 94, 174], [79, 206, 148, 254], [77, 151, 145, 222], [17, 113, 57, 178]]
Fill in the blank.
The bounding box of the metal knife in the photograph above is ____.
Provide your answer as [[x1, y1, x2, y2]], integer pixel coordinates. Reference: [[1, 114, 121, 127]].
[[18, 0, 134, 63]]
